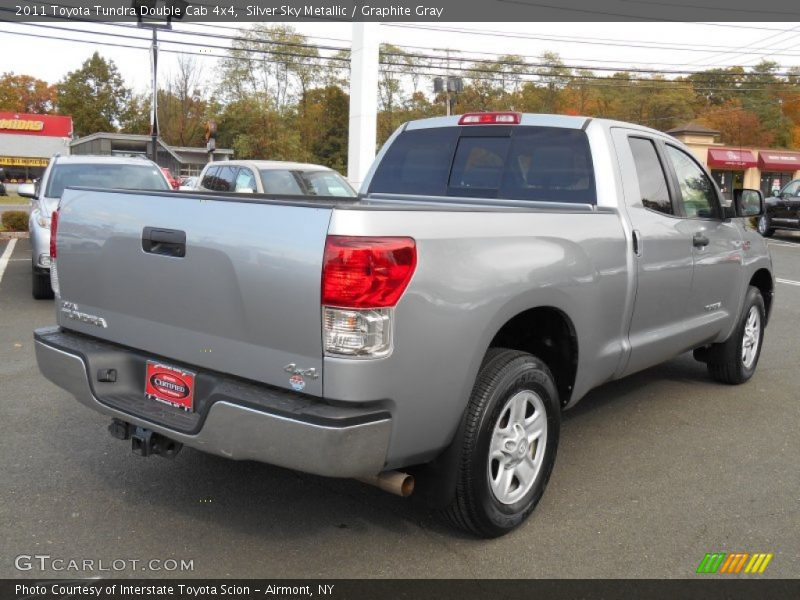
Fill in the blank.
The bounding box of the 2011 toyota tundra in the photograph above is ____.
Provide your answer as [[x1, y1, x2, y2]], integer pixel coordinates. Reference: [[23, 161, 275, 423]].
[[34, 113, 774, 537]]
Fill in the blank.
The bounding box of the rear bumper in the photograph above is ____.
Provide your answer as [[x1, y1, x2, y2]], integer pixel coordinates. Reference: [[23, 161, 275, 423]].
[[34, 327, 392, 478]]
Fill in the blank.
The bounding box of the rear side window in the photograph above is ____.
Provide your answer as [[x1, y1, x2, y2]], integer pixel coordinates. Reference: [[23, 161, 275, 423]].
[[369, 126, 596, 203], [368, 127, 460, 196], [628, 137, 673, 215], [259, 170, 304, 195]]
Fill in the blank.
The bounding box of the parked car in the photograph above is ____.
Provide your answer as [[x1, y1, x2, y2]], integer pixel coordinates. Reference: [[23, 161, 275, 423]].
[[196, 160, 356, 197], [179, 176, 198, 190], [160, 167, 180, 190], [35, 113, 773, 537], [0, 181, 6, 196], [18, 155, 171, 299], [757, 178, 800, 237]]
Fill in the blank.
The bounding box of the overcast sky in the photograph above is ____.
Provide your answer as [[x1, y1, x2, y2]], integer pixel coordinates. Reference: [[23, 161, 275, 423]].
[[2, 21, 800, 93]]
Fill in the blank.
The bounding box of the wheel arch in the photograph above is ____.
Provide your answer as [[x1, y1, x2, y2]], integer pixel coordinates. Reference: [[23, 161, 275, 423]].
[[749, 268, 774, 324]]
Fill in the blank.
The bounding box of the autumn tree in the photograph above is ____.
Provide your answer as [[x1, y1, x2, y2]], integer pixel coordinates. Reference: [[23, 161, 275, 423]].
[[0, 73, 57, 113]]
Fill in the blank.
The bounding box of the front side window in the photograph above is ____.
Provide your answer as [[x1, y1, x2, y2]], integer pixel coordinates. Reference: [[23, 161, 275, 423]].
[[780, 180, 800, 197], [628, 137, 673, 215], [235, 169, 257, 192], [45, 163, 170, 198], [665, 145, 718, 219]]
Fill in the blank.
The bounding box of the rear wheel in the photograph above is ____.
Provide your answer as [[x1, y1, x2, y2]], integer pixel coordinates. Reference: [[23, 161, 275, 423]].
[[757, 215, 775, 237], [32, 270, 54, 300], [706, 286, 765, 384], [441, 349, 560, 538]]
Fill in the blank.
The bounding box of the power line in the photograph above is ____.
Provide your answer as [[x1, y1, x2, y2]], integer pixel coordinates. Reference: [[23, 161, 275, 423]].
[[382, 23, 800, 58]]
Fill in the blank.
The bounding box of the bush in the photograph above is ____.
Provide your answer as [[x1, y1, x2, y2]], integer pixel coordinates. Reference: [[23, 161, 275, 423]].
[[1, 210, 28, 232]]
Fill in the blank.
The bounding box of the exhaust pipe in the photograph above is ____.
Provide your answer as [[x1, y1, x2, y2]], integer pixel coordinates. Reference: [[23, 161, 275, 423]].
[[357, 471, 415, 497]]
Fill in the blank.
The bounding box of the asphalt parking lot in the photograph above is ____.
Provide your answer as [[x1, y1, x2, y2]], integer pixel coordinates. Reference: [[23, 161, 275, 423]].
[[1, 235, 798, 579]]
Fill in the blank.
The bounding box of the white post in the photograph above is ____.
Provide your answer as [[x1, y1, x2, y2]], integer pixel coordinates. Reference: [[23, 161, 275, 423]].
[[348, 22, 379, 190]]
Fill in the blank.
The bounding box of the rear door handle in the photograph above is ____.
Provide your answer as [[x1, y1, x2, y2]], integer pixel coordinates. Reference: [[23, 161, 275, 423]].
[[142, 227, 186, 257], [692, 232, 710, 248]]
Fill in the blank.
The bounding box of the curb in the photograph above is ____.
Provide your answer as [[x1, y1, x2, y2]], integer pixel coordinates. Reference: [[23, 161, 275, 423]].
[[0, 232, 29, 239]]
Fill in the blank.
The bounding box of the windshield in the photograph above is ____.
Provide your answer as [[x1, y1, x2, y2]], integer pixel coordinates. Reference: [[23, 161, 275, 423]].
[[45, 163, 170, 198], [258, 169, 356, 197]]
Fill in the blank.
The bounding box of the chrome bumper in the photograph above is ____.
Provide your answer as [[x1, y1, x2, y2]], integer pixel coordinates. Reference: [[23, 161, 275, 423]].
[[34, 333, 391, 478]]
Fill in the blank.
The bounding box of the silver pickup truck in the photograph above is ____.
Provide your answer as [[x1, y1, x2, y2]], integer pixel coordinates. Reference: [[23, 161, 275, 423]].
[[35, 113, 773, 537]]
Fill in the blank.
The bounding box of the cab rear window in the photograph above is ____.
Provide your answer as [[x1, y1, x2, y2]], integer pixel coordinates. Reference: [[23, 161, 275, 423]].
[[368, 126, 596, 204]]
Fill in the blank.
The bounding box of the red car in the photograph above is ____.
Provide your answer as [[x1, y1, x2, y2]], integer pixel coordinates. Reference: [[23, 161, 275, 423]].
[[160, 167, 180, 190]]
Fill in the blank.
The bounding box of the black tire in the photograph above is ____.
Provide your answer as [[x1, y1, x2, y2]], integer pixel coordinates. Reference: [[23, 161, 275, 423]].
[[441, 348, 560, 538], [757, 215, 775, 238], [32, 270, 54, 300], [706, 286, 765, 384]]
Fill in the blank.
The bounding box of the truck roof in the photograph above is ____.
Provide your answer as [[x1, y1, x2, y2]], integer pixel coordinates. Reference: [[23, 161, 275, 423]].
[[49, 155, 159, 166], [404, 113, 669, 138], [217, 160, 334, 172]]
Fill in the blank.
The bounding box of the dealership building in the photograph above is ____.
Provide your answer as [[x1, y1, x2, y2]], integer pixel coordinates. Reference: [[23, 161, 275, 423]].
[[667, 123, 800, 199], [69, 132, 232, 176], [0, 112, 73, 182]]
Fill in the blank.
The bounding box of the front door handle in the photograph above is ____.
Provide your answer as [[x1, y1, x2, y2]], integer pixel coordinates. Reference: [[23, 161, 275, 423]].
[[693, 232, 710, 248]]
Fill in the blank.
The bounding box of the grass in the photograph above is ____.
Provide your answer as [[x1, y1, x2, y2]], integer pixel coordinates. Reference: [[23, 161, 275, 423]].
[[0, 193, 27, 205]]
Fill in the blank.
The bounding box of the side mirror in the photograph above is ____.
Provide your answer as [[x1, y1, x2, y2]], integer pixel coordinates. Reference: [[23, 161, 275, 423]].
[[17, 183, 36, 199], [733, 188, 764, 217]]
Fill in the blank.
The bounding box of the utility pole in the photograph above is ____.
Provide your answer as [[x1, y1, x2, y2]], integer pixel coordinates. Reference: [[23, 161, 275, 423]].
[[150, 26, 159, 163]]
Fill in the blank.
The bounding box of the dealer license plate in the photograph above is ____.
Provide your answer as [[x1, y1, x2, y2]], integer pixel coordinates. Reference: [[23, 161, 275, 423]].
[[144, 361, 196, 412]]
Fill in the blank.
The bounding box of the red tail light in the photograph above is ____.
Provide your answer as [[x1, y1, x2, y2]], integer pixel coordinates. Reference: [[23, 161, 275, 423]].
[[322, 236, 417, 308], [459, 112, 521, 125], [50, 210, 59, 258]]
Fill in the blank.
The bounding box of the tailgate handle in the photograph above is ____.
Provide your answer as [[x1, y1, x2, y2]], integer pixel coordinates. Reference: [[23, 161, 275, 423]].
[[142, 227, 186, 258]]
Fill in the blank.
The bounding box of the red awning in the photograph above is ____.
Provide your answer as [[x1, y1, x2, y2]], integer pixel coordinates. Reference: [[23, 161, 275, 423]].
[[707, 148, 757, 169], [758, 151, 800, 171]]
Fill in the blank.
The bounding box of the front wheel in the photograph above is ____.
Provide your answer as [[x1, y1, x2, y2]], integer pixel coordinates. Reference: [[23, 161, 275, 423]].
[[706, 286, 766, 384], [757, 215, 775, 237], [441, 349, 560, 538]]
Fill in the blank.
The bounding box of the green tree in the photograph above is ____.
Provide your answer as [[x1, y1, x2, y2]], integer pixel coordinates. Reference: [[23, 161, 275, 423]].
[[56, 52, 131, 137]]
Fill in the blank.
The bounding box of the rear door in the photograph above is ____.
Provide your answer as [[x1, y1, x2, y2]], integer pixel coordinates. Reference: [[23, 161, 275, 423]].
[[55, 189, 333, 396], [611, 129, 696, 375]]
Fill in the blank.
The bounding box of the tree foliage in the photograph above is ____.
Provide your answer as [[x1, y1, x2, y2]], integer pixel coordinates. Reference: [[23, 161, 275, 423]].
[[0, 73, 57, 113], [56, 52, 131, 137]]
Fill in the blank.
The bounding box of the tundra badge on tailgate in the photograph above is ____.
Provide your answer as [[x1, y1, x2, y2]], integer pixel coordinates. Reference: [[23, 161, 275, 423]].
[[60, 301, 108, 328]]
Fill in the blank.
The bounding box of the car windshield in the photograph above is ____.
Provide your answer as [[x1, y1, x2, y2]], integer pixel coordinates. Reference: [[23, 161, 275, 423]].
[[45, 163, 169, 198], [258, 169, 356, 197]]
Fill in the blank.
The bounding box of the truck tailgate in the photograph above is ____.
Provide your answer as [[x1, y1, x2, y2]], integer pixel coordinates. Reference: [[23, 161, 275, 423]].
[[54, 188, 333, 396]]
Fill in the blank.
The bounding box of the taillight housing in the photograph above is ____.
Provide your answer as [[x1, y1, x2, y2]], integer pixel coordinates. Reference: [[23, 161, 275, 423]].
[[49, 209, 59, 258], [459, 112, 521, 125], [321, 236, 416, 357]]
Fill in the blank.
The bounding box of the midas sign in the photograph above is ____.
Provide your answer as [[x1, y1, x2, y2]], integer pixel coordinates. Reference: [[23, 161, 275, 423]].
[[0, 119, 45, 132]]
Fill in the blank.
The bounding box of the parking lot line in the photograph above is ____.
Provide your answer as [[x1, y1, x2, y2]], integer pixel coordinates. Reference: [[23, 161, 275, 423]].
[[776, 278, 800, 287], [768, 240, 800, 248], [0, 238, 18, 286]]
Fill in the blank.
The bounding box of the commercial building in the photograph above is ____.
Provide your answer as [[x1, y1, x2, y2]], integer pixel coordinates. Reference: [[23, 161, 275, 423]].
[[0, 112, 72, 182], [69, 132, 233, 177], [667, 123, 800, 199]]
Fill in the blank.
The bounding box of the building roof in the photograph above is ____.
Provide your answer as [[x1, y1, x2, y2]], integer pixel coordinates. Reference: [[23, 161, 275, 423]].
[[665, 122, 721, 136], [70, 133, 232, 164]]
